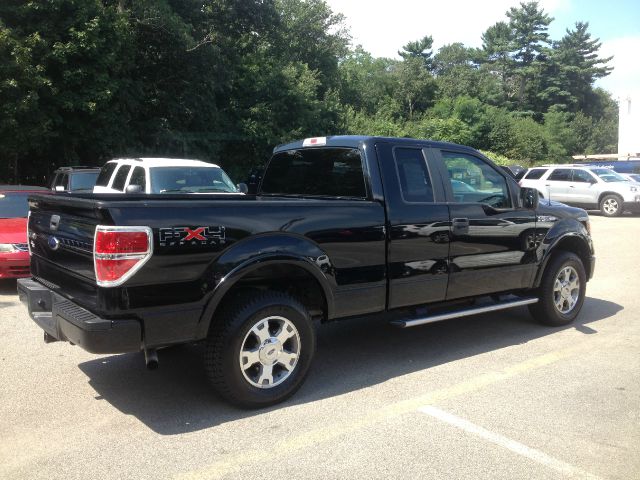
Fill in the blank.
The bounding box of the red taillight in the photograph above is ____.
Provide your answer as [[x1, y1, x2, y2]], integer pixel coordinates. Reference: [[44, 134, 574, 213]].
[[94, 226, 152, 287]]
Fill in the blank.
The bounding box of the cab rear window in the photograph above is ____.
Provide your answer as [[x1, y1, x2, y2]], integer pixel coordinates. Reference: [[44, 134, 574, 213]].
[[260, 148, 366, 198]]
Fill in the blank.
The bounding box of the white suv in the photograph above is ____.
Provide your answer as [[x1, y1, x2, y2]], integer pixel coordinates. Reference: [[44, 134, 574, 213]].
[[93, 158, 243, 195], [520, 165, 640, 217]]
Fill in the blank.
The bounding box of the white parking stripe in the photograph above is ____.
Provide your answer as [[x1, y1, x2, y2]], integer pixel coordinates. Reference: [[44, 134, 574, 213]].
[[418, 406, 602, 479]]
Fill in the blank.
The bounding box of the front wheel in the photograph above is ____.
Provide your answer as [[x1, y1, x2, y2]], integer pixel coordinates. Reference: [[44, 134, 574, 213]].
[[205, 292, 316, 408], [600, 194, 623, 217], [529, 252, 586, 326]]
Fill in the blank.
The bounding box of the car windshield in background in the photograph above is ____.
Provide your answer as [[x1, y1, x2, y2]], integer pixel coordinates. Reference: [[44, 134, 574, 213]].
[[69, 172, 99, 191], [592, 168, 627, 183], [0, 192, 30, 218], [150, 167, 238, 193], [261, 148, 366, 198]]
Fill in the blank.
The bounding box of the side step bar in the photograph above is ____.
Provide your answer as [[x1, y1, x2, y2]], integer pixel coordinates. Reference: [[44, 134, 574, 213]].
[[391, 297, 539, 328]]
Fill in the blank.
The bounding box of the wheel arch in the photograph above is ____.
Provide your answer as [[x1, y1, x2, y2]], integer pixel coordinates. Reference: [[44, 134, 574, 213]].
[[196, 254, 334, 338], [533, 233, 593, 288], [598, 191, 623, 204]]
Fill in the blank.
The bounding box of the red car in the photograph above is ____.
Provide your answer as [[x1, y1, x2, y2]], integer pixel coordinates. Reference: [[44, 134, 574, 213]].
[[0, 186, 51, 279]]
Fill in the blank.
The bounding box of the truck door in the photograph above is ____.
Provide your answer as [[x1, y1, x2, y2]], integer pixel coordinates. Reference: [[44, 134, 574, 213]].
[[376, 143, 450, 309], [432, 149, 538, 300]]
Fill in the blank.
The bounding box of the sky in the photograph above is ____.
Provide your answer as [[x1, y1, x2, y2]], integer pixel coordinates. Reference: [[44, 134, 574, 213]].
[[324, 0, 640, 98]]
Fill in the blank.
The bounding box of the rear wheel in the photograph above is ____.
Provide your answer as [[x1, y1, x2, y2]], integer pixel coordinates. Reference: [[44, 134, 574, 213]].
[[529, 251, 586, 326], [600, 194, 623, 217], [204, 291, 316, 408]]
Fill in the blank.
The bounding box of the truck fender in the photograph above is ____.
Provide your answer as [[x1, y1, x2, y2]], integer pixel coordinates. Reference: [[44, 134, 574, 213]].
[[196, 235, 336, 338], [532, 219, 593, 288]]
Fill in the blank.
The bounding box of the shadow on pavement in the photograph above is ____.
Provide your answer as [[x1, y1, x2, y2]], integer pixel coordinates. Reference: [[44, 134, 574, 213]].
[[77, 296, 622, 435], [0, 279, 18, 295]]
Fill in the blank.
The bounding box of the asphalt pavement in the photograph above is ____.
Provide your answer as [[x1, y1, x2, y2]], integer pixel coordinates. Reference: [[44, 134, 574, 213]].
[[0, 214, 638, 479]]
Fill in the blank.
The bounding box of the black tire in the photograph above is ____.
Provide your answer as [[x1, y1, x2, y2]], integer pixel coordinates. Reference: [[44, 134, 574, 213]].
[[204, 291, 316, 408], [600, 194, 623, 217], [528, 251, 586, 326]]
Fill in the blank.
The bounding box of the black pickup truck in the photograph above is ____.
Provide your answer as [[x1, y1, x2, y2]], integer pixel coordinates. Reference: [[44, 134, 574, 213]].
[[18, 136, 595, 407]]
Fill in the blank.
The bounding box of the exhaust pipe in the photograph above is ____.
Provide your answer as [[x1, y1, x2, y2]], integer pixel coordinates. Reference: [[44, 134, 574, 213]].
[[44, 332, 59, 344], [144, 348, 158, 370]]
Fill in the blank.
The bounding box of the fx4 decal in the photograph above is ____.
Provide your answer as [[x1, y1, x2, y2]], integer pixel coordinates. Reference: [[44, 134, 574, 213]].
[[158, 226, 226, 247]]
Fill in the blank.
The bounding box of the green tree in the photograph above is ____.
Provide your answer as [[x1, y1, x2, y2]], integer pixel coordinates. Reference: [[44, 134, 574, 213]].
[[539, 22, 612, 114], [399, 35, 434, 70], [506, 1, 553, 109], [481, 21, 516, 105], [394, 56, 437, 118]]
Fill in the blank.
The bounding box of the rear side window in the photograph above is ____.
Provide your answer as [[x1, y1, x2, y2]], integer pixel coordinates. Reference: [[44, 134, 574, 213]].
[[129, 167, 146, 190], [261, 148, 366, 198], [548, 169, 571, 181], [96, 162, 117, 187], [394, 148, 433, 202], [111, 165, 131, 191], [524, 169, 547, 180], [54, 173, 69, 189]]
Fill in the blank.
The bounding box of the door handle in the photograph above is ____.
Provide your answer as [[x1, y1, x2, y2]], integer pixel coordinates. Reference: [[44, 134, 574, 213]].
[[452, 218, 469, 234]]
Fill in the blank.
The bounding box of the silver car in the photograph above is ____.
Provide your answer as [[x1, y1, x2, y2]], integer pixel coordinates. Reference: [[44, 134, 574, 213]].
[[519, 165, 640, 217]]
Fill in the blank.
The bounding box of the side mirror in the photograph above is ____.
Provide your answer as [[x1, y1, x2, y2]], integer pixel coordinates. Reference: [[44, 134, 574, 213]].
[[520, 187, 539, 210], [236, 182, 249, 194], [54, 185, 65, 192], [125, 184, 143, 194]]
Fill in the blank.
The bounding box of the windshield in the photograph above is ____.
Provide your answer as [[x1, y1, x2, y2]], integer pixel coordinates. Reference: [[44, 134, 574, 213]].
[[592, 168, 627, 183], [70, 171, 99, 190], [0, 192, 31, 218], [149, 166, 238, 193]]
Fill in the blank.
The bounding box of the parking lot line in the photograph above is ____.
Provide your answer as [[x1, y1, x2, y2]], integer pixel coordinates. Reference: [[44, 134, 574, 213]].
[[176, 345, 585, 480], [418, 405, 602, 479]]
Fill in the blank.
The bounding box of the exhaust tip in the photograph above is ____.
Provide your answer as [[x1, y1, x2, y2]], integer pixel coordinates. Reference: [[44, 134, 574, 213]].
[[44, 332, 60, 344], [144, 349, 159, 370]]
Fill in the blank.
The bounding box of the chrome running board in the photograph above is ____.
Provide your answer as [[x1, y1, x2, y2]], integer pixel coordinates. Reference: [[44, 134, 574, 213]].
[[391, 297, 539, 328]]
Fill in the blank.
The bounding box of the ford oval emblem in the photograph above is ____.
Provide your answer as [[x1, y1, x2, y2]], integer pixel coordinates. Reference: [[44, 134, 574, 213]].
[[48, 236, 61, 251]]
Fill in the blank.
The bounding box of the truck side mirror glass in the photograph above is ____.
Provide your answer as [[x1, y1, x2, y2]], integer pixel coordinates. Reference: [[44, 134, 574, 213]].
[[125, 184, 143, 194], [520, 187, 539, 209], [54, 185, 65, 192], [236, 182, 248, 194]]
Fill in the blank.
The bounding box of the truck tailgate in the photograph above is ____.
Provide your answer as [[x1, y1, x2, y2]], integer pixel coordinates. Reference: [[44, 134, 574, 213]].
[[27, 194, 108, 309]]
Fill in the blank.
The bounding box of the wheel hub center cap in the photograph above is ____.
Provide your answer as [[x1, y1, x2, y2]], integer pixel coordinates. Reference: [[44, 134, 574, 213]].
[[259, 338, 282, 365]]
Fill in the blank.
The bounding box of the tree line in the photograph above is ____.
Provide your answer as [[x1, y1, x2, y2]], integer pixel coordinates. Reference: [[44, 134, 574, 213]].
[[0, 0, 616, 183]]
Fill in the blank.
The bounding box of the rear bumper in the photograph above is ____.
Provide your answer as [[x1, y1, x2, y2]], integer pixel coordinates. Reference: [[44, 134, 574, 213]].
[[588, 255, 596, 280], [17, 278, 141, 354], [0, 255, 30, 279]]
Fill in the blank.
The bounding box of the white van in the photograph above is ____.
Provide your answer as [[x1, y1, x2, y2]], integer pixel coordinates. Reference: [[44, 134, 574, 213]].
[[93, 158, 244, 194]]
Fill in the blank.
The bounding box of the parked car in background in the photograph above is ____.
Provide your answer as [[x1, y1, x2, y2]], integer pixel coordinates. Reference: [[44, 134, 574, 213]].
[[49, 166, 100, 192], [0, 186, 51, 279], [93, 158, 244, 194], [519, 165, 640, 217]]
